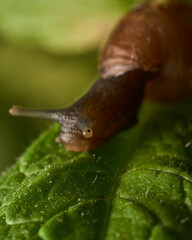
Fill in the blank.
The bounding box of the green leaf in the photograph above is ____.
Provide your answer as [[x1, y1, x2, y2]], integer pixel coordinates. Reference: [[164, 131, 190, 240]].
[[0, 100, 192, 239]]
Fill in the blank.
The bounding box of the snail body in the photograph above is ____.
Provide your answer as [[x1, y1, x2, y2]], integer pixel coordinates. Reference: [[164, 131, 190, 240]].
[[100, 0, 192, 102], [10, 0, 192, 152]]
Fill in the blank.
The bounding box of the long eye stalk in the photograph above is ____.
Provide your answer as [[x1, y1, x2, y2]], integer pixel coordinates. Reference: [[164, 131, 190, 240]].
[[9, 105, 63, 123]]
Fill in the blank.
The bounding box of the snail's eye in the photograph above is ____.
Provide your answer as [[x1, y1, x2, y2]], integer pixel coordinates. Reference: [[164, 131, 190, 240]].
[[83, 127, 93, 139]]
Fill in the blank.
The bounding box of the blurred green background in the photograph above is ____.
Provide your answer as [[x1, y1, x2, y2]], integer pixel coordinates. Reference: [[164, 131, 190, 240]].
[[0, 0, 141, 171]]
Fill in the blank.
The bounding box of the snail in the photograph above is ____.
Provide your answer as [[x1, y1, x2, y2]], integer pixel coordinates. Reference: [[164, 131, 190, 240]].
[[9, 0, 192, 152]]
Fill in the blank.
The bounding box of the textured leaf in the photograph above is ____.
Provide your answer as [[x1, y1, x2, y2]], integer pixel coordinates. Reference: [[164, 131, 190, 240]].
[[0, 100, 192, 239]]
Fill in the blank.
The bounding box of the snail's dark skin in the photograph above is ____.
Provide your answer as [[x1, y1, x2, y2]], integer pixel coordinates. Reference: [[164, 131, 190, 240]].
[[10, 0, 192, 152]]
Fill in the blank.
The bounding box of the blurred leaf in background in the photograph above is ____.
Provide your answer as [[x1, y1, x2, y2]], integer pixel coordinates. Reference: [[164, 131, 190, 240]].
[[0, 0, 139, 171], [0, 0, 138, 53]]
